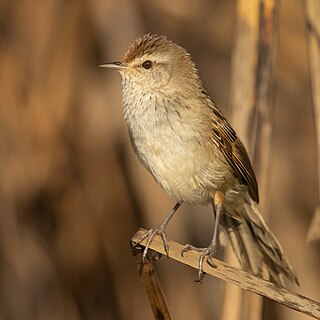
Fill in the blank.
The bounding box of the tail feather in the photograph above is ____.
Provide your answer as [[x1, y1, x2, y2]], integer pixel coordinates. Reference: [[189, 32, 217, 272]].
[[222, 198, 299, 286], [223, 215, 263, 275]]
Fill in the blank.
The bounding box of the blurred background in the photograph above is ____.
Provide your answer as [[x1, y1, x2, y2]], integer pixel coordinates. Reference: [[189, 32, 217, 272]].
[[0, 0, 319, 319]]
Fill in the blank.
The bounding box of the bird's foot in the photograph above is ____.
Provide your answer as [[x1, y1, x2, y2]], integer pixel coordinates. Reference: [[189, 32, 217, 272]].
[[135, 227, 169, 263], [181, 243, 218, 282]]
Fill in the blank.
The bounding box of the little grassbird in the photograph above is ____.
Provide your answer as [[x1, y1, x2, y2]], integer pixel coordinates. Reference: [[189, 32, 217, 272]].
[[100, 34, 298, 285]]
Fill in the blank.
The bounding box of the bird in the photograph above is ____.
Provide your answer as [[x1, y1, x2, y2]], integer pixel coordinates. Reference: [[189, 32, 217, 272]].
[[100, 33, 298, 285]]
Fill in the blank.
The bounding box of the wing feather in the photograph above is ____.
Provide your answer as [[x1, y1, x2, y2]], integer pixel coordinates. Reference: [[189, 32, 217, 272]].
[[203, 91, 259, 203]]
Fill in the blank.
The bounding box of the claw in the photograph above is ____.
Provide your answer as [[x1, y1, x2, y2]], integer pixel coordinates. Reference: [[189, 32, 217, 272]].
[[135, 227, 169, 262], [207, 257, 217, 269], [181, 244, 191, 257], [181, 244, 218, 282], [135, 230, 151, 248], [197, 252, 207, 282]]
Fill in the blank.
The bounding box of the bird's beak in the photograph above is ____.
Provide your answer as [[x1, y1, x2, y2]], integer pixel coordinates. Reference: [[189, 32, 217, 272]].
[[99, 61, 127, 70]]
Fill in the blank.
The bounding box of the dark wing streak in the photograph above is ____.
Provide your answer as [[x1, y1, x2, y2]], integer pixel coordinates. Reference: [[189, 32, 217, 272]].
[[202, 91, 259, 203], [230, 141, 259, 203]]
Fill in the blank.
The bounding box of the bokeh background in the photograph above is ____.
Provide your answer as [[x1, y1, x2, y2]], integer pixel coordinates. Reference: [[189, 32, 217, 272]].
[[0, 0, 319, 319]]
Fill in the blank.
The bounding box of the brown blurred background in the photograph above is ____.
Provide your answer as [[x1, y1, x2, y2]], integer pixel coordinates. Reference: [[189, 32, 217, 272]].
[[0, 0, 319, 319]]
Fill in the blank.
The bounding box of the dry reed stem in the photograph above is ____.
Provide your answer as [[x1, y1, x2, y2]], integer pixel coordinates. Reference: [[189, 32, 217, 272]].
[[304, 0, 320, 245], [227, 0, 261, 318], [130, 242, 172, 320], [252, 0, 279, 210], [227, 0, 280, 319], [131, 229, 320, 319]]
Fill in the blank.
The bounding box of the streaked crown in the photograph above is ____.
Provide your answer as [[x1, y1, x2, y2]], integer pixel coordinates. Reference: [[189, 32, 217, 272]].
[[123, 34, 180, 63]]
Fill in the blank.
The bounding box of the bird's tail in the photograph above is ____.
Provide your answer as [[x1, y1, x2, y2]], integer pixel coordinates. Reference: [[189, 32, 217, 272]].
[[222, 197, 299, 286]]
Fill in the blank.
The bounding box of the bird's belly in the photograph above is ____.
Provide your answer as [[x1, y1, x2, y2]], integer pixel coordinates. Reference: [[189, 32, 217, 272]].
[[129, 123, 228, 204]]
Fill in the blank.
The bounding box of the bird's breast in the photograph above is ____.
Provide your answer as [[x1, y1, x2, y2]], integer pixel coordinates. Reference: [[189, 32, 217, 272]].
[[122, 92, 231, 204]]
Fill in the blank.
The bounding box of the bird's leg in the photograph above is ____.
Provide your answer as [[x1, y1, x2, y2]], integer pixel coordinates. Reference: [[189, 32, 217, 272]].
[[135, 202, 182, 262], [181, 191, 225, 281]]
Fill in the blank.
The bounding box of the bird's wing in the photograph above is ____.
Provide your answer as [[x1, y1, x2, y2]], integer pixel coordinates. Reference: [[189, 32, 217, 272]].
[[204, 92, 259, 203]]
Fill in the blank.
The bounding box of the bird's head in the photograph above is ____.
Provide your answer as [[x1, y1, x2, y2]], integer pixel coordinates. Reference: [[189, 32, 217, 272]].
[[100, 34, 201, 92]]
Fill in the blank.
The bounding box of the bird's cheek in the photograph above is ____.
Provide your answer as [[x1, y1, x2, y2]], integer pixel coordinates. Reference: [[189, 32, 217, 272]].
[[152, 71, 171, 89], [130, 72, 148, 87]]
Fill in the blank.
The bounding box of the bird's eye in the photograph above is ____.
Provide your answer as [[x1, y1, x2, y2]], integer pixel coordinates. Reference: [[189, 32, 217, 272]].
[[142, 60, 152, 69]]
